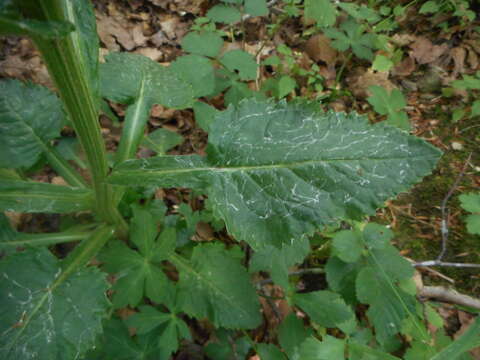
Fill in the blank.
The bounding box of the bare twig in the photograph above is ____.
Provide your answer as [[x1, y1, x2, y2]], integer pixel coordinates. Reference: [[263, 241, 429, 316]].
[[413, 260, 480, 269], [419, 285, 480, 310], [437, 152, 472, 261]]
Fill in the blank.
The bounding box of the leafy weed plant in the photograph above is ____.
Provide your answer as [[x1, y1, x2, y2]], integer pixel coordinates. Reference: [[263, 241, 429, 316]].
[[0, 1, 479, 359]]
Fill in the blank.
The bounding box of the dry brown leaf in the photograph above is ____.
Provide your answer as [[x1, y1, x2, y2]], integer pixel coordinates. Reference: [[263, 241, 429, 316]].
[[0, 55, 52, 89], [409, 37, 448, 65], [132, 24, 148, 47], [450, 46, 466, 78], [393, 55, 416, 77], [304, 34, 338, 65], [96, 12, 135, 51], [391, 33, 416, 47], [348, 69, 396, 98], [196, 222, 214, 241], [134, 47, 163, 61]]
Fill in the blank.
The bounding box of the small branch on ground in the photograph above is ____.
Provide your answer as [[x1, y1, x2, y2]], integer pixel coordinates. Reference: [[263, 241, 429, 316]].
[[413, 260, 480, 269], [419, 285, 480, 310]]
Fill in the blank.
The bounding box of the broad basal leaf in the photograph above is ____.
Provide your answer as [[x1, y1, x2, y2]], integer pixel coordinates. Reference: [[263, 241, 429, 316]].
[[0, 179, 93, 213], [100, 53, 193, 109], [141, 128, 183, 155], [0, 248, 109, 360], [171, 243, 261, 329], [110, 99, 441, 248], [256, 343, 287, 360], [348, 341, 401, 360], [304, 0, 337, 27], [0, 80, 65, 169], [100, 207, 175, 308]]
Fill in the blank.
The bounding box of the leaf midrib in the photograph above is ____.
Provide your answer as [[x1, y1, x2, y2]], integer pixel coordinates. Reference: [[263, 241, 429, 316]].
[[115, 154, 439, 177]]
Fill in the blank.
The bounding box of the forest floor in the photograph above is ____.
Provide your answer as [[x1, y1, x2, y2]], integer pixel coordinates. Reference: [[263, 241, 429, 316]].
[[1, 0, 479, 357]]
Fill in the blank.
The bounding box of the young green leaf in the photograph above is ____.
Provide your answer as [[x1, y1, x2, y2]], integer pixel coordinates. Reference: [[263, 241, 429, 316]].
[[87, 319, 160, 360], [324, 19, 376, 60], [181, 31, 224, 58], [326, 256, 361, 303], [250, 237, 310, 288], [244, 0, 269, 17], [256, 343, 287, 360], [220, 49, 258, 81], [207, 4, 242, 24], [419, 1, 440, 14], [100, 207, 175, 307], [205, 330, 251, 360], [304, 0, 337, 27], [372, 55, 394, 72], [0, 80, 65, 169], [193, 101, 219, 131], [298, 336, 345, 360], [279, 314, 313, 360], [126, 304, 191, 357], [367, 85, 410, 130], [459, 193, 480, 235], [293, 290, 356, 332], [171, 54, 216, 97], [355, 246, 417, 345], [348, 341, 401, 360], [141, 128, 183, 156], [331, 230, 363, 263], [110, 99, 441, 249], [171, 243, 261, 329], [0, 248, 109, 360], [0, 179, 93, 213], [431, 317, 480, 360]]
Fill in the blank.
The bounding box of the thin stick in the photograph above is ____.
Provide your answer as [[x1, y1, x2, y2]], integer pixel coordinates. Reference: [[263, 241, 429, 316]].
[[419, 285, 480, 310], [414, 260, 480, 269], [437, 152, 473, 261]]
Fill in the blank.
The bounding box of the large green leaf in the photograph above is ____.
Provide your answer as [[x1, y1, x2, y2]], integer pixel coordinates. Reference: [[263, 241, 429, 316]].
[[0, 80, 65, 169], [100, 52, 194, 109], [110, 99, 441, 248], [0, 179, 93, 213], [171, 243, 261, 329], [0, 248, 109, 360]]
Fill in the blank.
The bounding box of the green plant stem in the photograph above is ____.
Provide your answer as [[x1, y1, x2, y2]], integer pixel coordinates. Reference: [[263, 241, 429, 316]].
[[45, 145, 87, 188], [335, 53, 353, 87], [16, 0, 127, 238], [0, 230, 92, 249]]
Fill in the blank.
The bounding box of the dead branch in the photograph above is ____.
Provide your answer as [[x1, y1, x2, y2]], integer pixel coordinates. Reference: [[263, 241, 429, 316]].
[[419, 285, 480, 310]]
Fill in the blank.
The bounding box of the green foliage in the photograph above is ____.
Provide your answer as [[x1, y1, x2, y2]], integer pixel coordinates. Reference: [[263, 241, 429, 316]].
[[459, 193, 480, 235], [3, 1, 478, 359], [367, 85, 410, 130], [324, 18, 377, 60], [0, 247, 109, 360], [110, 99, 441, 249], [0, 80, 65, 169], [304, 0, 337, 27], [100, 206, 174, 308], [172, 243, 261, 329]]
